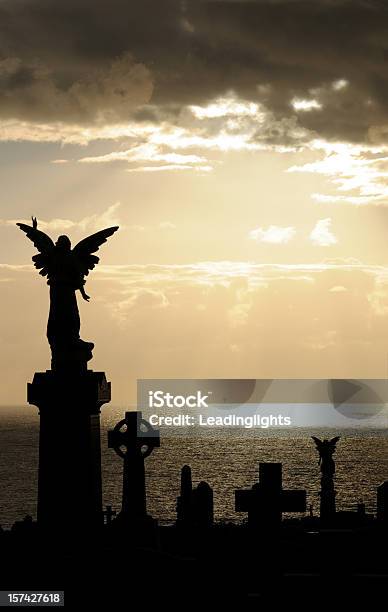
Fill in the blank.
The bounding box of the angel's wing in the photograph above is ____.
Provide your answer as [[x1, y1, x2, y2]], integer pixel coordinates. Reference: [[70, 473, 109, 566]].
[[16, 223, 54, 253], [17, 222, 55, 277], [72, 226, 119, 276], [311, 436, 323, 449], [329, 436, 341, 447]]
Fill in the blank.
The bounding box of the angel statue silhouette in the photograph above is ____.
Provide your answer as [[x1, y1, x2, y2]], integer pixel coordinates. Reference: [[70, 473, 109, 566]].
[[311, 436, 340, 478], [17, 217, 119, 371]]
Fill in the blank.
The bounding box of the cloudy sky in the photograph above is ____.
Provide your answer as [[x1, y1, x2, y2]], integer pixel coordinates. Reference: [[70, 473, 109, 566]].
[[1, 0, 388, 404]]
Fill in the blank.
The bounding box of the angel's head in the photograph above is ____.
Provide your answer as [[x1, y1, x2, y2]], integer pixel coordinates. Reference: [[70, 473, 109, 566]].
[[55, 235, 71, 251]]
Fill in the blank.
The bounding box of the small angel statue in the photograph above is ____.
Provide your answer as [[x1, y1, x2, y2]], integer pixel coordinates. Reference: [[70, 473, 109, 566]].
[[311, 436, 341, 478], [17, 216, 118, 371]]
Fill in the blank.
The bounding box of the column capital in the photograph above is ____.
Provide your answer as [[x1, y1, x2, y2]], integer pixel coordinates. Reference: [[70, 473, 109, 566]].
[[28, 370, 111, 412]]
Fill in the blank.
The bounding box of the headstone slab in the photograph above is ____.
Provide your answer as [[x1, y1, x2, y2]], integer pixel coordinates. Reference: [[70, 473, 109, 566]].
[[377, 481, 388, 522], [191, 481, 214, 527], [176, 467, 214, 528], [176, 465, 193, 524]]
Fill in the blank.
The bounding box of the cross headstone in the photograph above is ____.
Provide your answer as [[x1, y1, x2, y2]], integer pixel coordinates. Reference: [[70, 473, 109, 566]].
[[103, 505, 117, 524], [235, 463, 306, 528], [108, 411, 160, 520]]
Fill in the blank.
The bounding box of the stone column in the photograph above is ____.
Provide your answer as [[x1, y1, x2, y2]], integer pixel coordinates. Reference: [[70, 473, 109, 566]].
[[28, 370, 111, 536]]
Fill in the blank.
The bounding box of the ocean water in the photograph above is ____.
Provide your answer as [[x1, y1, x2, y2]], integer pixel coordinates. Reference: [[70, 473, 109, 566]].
[[0, 405, 387, 528]]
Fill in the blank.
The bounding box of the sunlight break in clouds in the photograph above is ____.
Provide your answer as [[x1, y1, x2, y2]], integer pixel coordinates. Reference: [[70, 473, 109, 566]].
[[79, 143, 208, 168], [74, 96, 275, 172], [288, 140, 388, 206], [291, 98, 322, 112], [189, 97, 260, 119], [310, 218, 337, 247], [126, 164, 213, 173], [249, 225, 296, 244], [0, 120, 162, 146]]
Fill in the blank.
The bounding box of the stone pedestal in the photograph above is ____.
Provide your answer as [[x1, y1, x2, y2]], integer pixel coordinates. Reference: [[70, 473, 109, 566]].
[[319, 475, 337, 522], [27, 370, 111, 536]]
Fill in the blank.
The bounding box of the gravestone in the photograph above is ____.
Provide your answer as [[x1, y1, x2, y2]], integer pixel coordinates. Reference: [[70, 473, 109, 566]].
[[377, 481, 388, 523], [235, 463, 306, 528], [108, 411, 160, 523], [176, 465, 193, 524], [176, 465, 214, 527], [192, 481, 214, 527]]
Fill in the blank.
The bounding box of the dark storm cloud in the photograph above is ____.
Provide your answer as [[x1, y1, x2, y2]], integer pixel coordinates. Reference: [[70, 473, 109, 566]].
[[1, 0, 388, 141]]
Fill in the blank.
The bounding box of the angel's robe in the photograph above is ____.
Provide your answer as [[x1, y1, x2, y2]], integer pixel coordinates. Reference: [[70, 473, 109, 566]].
[[46, 248, 83, 349]]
